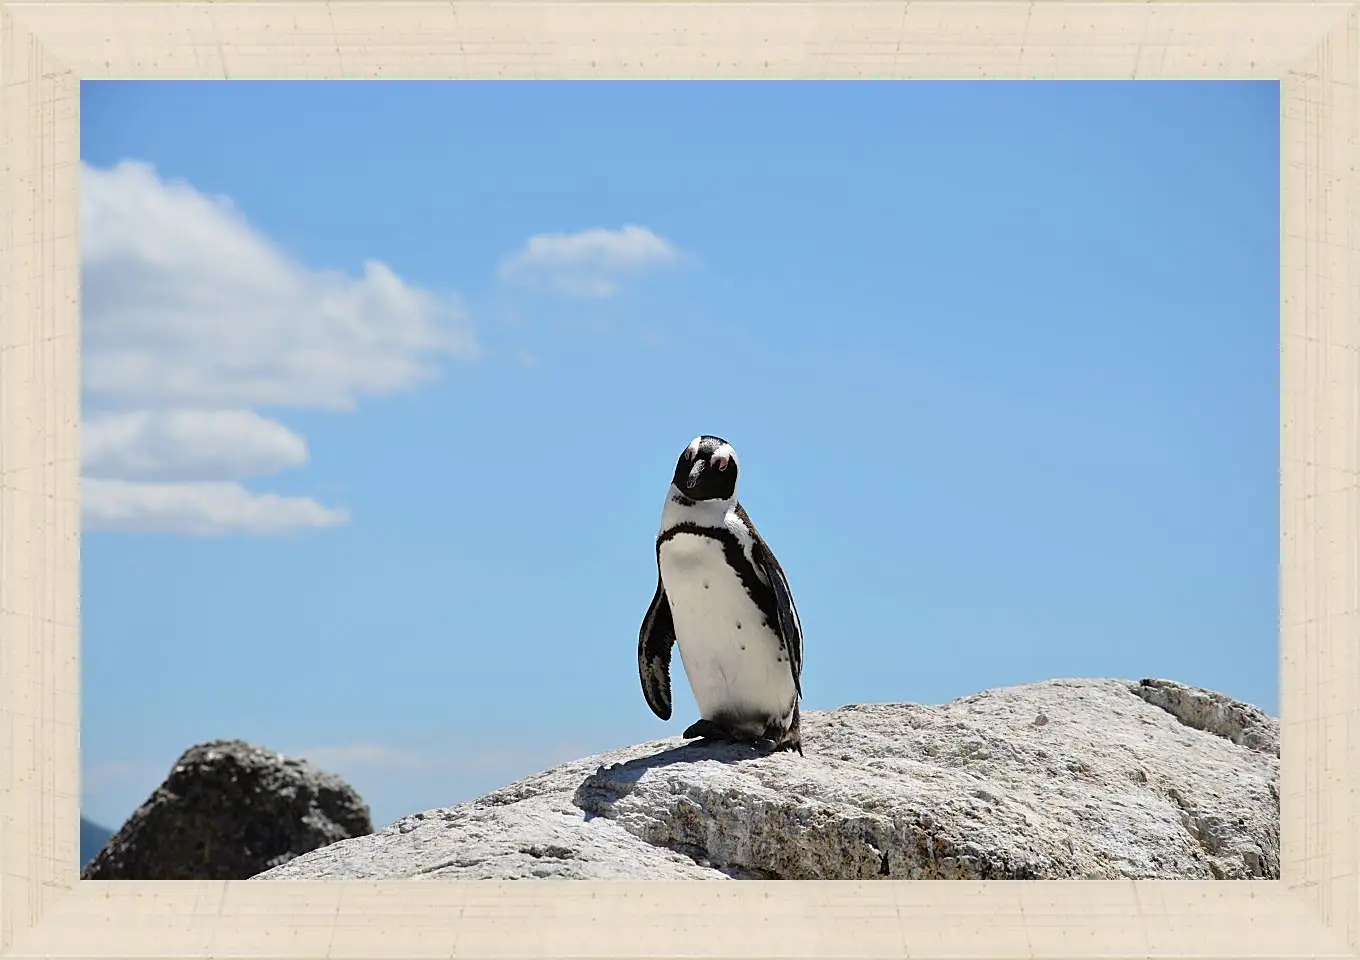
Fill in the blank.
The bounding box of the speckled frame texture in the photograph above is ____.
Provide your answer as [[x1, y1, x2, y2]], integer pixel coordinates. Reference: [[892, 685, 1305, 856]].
[[0, 3, 1353, 957]]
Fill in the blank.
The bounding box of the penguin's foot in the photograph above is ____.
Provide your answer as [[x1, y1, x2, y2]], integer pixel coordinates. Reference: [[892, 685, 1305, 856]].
[[763, 720, 804, 756], [682, 718, 733, 741], [683, 717, 804, 755]]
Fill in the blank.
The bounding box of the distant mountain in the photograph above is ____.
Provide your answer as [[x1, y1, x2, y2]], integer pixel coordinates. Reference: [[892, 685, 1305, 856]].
[[80, 817, 114, 867]]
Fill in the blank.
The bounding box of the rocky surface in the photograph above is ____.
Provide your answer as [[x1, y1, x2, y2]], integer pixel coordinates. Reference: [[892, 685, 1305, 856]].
[[255, 678, 1279, 882], [1129, 677, 1279, 757], [83, 739, 373, 880]]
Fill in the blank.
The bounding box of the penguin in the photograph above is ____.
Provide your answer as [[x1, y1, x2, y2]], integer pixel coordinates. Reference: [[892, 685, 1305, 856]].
[[637, 435, 805, 755]]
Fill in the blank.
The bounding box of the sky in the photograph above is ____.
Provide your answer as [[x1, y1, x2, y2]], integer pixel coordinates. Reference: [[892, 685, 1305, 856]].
[[78, 80, 1281, 832]]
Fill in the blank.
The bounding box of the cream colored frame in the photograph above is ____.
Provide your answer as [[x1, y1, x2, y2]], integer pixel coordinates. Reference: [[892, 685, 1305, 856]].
[[0, 2, 1351, 958]]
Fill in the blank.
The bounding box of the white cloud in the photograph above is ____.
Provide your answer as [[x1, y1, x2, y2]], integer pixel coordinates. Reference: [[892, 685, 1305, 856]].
[[83, 479, 349, 537], [80, 160, 474, 535], [83, 160, 477, 412], [498, 225, 681, 298], [84, 410, 308, 482]]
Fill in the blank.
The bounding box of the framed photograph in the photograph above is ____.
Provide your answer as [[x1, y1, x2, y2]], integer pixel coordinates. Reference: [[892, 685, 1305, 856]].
[[1, 3, 1355, 959]]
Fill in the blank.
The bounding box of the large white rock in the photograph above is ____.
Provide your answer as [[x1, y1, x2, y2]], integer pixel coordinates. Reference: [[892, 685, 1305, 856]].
[[254, 678, 1278, 881]]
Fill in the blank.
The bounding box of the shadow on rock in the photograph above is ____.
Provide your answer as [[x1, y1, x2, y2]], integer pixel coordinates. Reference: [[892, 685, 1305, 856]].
[[573, 738, 766, 816]]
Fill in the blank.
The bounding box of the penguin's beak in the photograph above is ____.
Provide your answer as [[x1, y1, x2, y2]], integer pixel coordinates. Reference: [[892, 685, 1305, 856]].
[[685, 458, 707, 489]]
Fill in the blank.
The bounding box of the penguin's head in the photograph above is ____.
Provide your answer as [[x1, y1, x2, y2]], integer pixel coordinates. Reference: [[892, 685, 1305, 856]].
[[672, 434, 740, 502]]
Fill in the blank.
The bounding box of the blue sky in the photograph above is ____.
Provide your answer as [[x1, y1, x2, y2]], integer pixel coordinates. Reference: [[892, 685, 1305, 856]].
[[79, 80, 1280, 831]]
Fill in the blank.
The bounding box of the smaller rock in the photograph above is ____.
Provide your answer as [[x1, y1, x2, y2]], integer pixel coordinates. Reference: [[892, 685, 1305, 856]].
[[81, 739, 373, 880]]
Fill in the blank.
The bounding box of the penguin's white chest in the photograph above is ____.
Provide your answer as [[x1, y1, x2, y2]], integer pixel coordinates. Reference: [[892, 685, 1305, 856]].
[[658, 533, 795, 728]]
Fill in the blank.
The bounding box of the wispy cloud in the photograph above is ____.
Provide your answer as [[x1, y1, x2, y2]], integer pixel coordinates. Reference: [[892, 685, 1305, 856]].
[[289, 740, 596, 825], [81, 160, 477, 535], [293, 741, 590, 779], [295, 743, 430, 774], [498, 225, 682, 298], [83, 761, 138, 795], [83, 480, 349, 536], [84, 410, 309, 482]]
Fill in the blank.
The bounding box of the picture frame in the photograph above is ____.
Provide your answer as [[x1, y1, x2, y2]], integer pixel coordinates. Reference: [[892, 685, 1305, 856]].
[[0, 3, 1353, 957]]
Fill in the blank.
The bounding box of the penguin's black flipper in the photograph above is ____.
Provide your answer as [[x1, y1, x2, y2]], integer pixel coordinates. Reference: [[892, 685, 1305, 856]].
[[638, 574, 677, 721]]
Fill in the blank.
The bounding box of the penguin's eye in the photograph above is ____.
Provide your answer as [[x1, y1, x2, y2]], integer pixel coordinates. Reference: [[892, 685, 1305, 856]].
[[715, 456, 730, 472]]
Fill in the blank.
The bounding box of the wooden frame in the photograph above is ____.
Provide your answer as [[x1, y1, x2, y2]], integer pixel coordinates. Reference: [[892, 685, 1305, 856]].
[[0, 2, 1353, 957]]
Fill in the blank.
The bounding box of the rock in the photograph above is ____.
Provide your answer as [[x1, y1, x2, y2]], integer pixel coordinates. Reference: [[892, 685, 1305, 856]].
[[253, 679, 1278, 882], [82, 739, 373, 880]]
